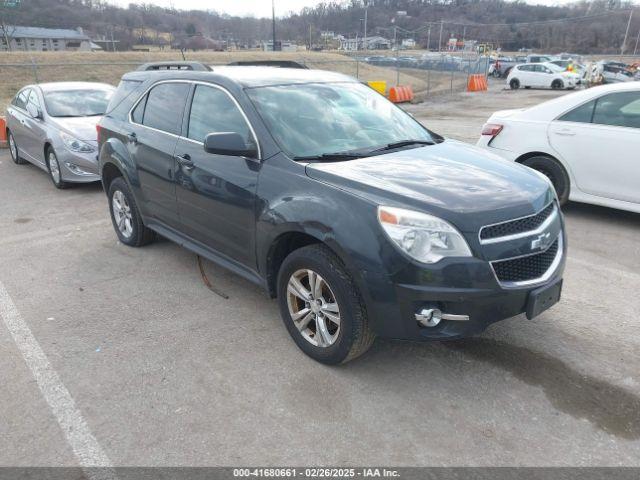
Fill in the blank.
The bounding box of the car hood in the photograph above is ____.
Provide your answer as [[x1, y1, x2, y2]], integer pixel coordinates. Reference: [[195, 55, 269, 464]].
[[305, 140, 554, 233], [50, 116, 102, 142]]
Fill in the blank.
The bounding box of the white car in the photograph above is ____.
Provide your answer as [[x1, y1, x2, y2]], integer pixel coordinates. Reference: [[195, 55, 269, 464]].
[[477, 82, 640, 213], [506, 62, 580, 90]]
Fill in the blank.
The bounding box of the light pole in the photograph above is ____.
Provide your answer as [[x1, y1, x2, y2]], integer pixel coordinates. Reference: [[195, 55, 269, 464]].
[[272, 0, 277, 52], [363, 2, 368, 52], [620, 9, 633, 57], [438, 20, 443, 53]]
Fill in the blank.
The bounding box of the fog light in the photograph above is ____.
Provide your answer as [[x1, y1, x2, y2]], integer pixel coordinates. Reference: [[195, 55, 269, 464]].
[[416, 308, 442, 327], [64, 162, 92, 176]]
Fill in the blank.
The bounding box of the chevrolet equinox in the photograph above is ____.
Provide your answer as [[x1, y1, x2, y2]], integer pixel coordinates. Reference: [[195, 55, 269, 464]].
[[97, 66, 566, 364]]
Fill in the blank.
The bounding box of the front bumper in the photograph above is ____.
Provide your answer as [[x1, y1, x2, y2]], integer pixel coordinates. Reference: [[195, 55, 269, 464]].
[[357, 219, 566, 341], [57, 147, 101, 183]]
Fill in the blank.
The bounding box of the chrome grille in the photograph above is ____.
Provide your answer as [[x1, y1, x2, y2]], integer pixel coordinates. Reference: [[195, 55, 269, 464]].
[[480, 203, 555, 242]]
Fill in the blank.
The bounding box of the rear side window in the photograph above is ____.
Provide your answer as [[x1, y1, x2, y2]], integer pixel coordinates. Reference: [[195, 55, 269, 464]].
[[558, 100, 596, 123], [187, 85, 252, 143], [27, 90, 41, 110], [138, 82, 190, 135], [12, 89, 30, 109], [107, 79, 142, 112]]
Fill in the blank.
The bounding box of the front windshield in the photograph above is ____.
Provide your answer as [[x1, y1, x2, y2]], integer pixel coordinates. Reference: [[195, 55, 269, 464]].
[[44, 89, 114, 117], [247, 82, 435, 158], [546, 63, 565, 73]]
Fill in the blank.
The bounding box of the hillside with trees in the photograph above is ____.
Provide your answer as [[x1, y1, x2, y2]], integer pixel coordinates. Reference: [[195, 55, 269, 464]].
[[1, 0, 638, 53]]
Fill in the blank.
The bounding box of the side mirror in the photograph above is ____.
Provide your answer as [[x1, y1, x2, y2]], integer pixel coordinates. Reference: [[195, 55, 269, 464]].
[[204, 132, 257, 159], [26, 103, 42, 120]]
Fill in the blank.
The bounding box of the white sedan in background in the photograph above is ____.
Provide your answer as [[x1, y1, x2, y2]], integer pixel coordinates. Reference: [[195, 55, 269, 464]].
[[506, 62, 581, 90], [477, 82, 640, 213]]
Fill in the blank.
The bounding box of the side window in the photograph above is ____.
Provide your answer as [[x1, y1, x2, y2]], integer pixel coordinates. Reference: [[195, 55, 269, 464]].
[[592, 92, 640, 129], [558, 100, 596, 123], [12, 89, 30, 109], [187, 85, 253, 144], [140, 83, 190, 135], [131, 94, 147, 124]]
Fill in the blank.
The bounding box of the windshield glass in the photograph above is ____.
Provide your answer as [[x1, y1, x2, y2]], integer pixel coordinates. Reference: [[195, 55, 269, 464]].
[[44, 89, 114, 117], [545, 63, 565, 73], [247, 82, 434, 158]]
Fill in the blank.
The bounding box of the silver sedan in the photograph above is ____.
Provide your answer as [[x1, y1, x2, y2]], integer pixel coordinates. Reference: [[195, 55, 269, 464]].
[[5, 82, 115, 189]]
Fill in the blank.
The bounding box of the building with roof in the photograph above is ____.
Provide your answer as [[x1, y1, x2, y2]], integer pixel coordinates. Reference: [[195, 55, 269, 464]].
[[0, 26, 96, 52], [340, 36, 391, 51]]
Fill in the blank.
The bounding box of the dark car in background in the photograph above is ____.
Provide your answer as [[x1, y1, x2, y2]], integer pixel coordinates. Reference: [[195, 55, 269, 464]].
[[97, 66, 565, 364]]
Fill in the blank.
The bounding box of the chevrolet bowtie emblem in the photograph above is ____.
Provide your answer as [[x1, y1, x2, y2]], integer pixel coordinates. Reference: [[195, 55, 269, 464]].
[[531, 232, 552, 251]]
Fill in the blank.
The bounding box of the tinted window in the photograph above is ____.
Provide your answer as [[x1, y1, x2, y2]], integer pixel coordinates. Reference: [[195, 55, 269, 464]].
[[131, 94, 147, 124], [559, 100, 596, 123], [519, 65, 532, 72], [592, 92, 640, 129], [187, 85, 252, 143], [142, 83, 190, 135], [107, 79, 142, 112], [44, 89, 113, 117], [12, 89, 30, 109]]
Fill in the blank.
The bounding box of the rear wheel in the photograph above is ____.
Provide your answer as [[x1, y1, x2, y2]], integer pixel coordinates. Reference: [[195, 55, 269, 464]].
[[509, 78, 520, 90], [8, 131, 27, 165], [46, 147, 70, 189], [277, 244, 375, 365], [108, 176, 155, 247], [551, 79, 564, 90], [522, 155, 570, 205]]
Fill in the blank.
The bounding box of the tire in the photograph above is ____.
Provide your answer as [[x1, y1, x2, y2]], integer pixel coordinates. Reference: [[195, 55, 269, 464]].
[[509, 78, 520, 90], [7, 130, 27, 165], [522, 155, 570, 205], [551, 79, 564, 90], [107, 176, 155, 247], [277, 244, 375, 365], [46, 147, 70, 189]]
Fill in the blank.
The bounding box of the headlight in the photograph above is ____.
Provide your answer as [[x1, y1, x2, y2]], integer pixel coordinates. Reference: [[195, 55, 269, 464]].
[[377, 206, 472, 264], [60, 132, 95, 153]]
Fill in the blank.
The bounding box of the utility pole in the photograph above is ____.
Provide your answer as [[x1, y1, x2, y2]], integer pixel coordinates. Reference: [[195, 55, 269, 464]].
[[634, 28, 640, 55], [363, 2, 368, 52], [438, 20, 443, 53], [620, 9, 633, 57], [426, 24, 431, 51], [272, 0, 277, 52]]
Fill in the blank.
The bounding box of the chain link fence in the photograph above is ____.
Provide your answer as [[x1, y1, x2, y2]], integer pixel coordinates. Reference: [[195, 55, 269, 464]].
[[0, 53, 491, 111]]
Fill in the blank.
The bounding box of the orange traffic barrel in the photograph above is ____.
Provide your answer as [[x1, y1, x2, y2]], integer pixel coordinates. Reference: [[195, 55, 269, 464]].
[[389, 85, 414, 103], [467, 74, 488, 92], [0, 116, 7, 148]]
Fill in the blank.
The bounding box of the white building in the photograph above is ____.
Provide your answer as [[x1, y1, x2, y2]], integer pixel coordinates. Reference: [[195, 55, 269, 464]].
[[340, 36, 391, 51], [0, 26, 94, 52], [261, 40, 298, 52]]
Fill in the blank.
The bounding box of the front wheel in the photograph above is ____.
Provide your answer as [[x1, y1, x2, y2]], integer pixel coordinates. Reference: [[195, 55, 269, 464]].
[[522, 155, 570, 205], [277, 244, 375, 365], [46, 147, 70, 189], [509, 78, 520, 90]]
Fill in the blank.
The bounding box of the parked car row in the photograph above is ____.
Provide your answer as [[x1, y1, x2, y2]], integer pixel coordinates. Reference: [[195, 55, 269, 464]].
[[6, 61, 635, 365]]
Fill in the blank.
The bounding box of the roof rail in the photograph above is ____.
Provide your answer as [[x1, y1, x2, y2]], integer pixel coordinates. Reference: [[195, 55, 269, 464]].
[[226, 60, 309, 69], [136, 61, 212, 72]]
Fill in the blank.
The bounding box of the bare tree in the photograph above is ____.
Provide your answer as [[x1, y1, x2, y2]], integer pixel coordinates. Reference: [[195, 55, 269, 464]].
[[0, 0, 19, 52]]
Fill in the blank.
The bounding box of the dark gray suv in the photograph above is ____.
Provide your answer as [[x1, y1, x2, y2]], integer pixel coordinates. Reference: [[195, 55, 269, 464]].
[[98, 66, 565, 364]]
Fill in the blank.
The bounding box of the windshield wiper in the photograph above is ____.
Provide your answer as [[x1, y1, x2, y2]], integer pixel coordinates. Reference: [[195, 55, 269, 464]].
[[293, 152, 367, 162], [369, 140, 435, 154]]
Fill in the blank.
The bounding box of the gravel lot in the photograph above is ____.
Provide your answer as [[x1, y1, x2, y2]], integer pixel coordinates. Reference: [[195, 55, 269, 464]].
[[1, 85, 639, 468]]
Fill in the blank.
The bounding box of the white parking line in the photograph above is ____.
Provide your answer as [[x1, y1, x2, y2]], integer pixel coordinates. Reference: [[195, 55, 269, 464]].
[[0, 280, 117, 480]]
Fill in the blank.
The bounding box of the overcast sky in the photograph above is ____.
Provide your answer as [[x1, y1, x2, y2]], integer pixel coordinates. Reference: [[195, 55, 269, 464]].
[[112, 0, 584, 18]]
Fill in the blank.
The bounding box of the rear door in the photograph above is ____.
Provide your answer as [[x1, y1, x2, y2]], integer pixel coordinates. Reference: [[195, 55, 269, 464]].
[[6, 89, 34, 160], [21, 89, 47, 165], [127, 81, 191, 227], [549, 91, 640, 203], [174, 83, 260, 267]]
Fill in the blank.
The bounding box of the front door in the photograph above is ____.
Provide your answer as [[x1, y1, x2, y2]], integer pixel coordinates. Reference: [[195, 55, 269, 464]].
[[175, 83, 260, 268], [549, 90, 640, 204], [127, 81, 191, 227]]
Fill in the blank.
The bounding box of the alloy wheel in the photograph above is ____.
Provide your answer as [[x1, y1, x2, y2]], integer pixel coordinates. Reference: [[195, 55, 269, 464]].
[[286, 269, 341, 348], [9, 134, 18, 161], [112, 190, 134, 239], [49, 151, 61, 184]]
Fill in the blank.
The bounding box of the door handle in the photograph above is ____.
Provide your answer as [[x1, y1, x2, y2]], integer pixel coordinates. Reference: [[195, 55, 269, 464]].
[[176, 154, 195, 170], [554, 129, 575, 136], [127, 132, 138, 144]]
